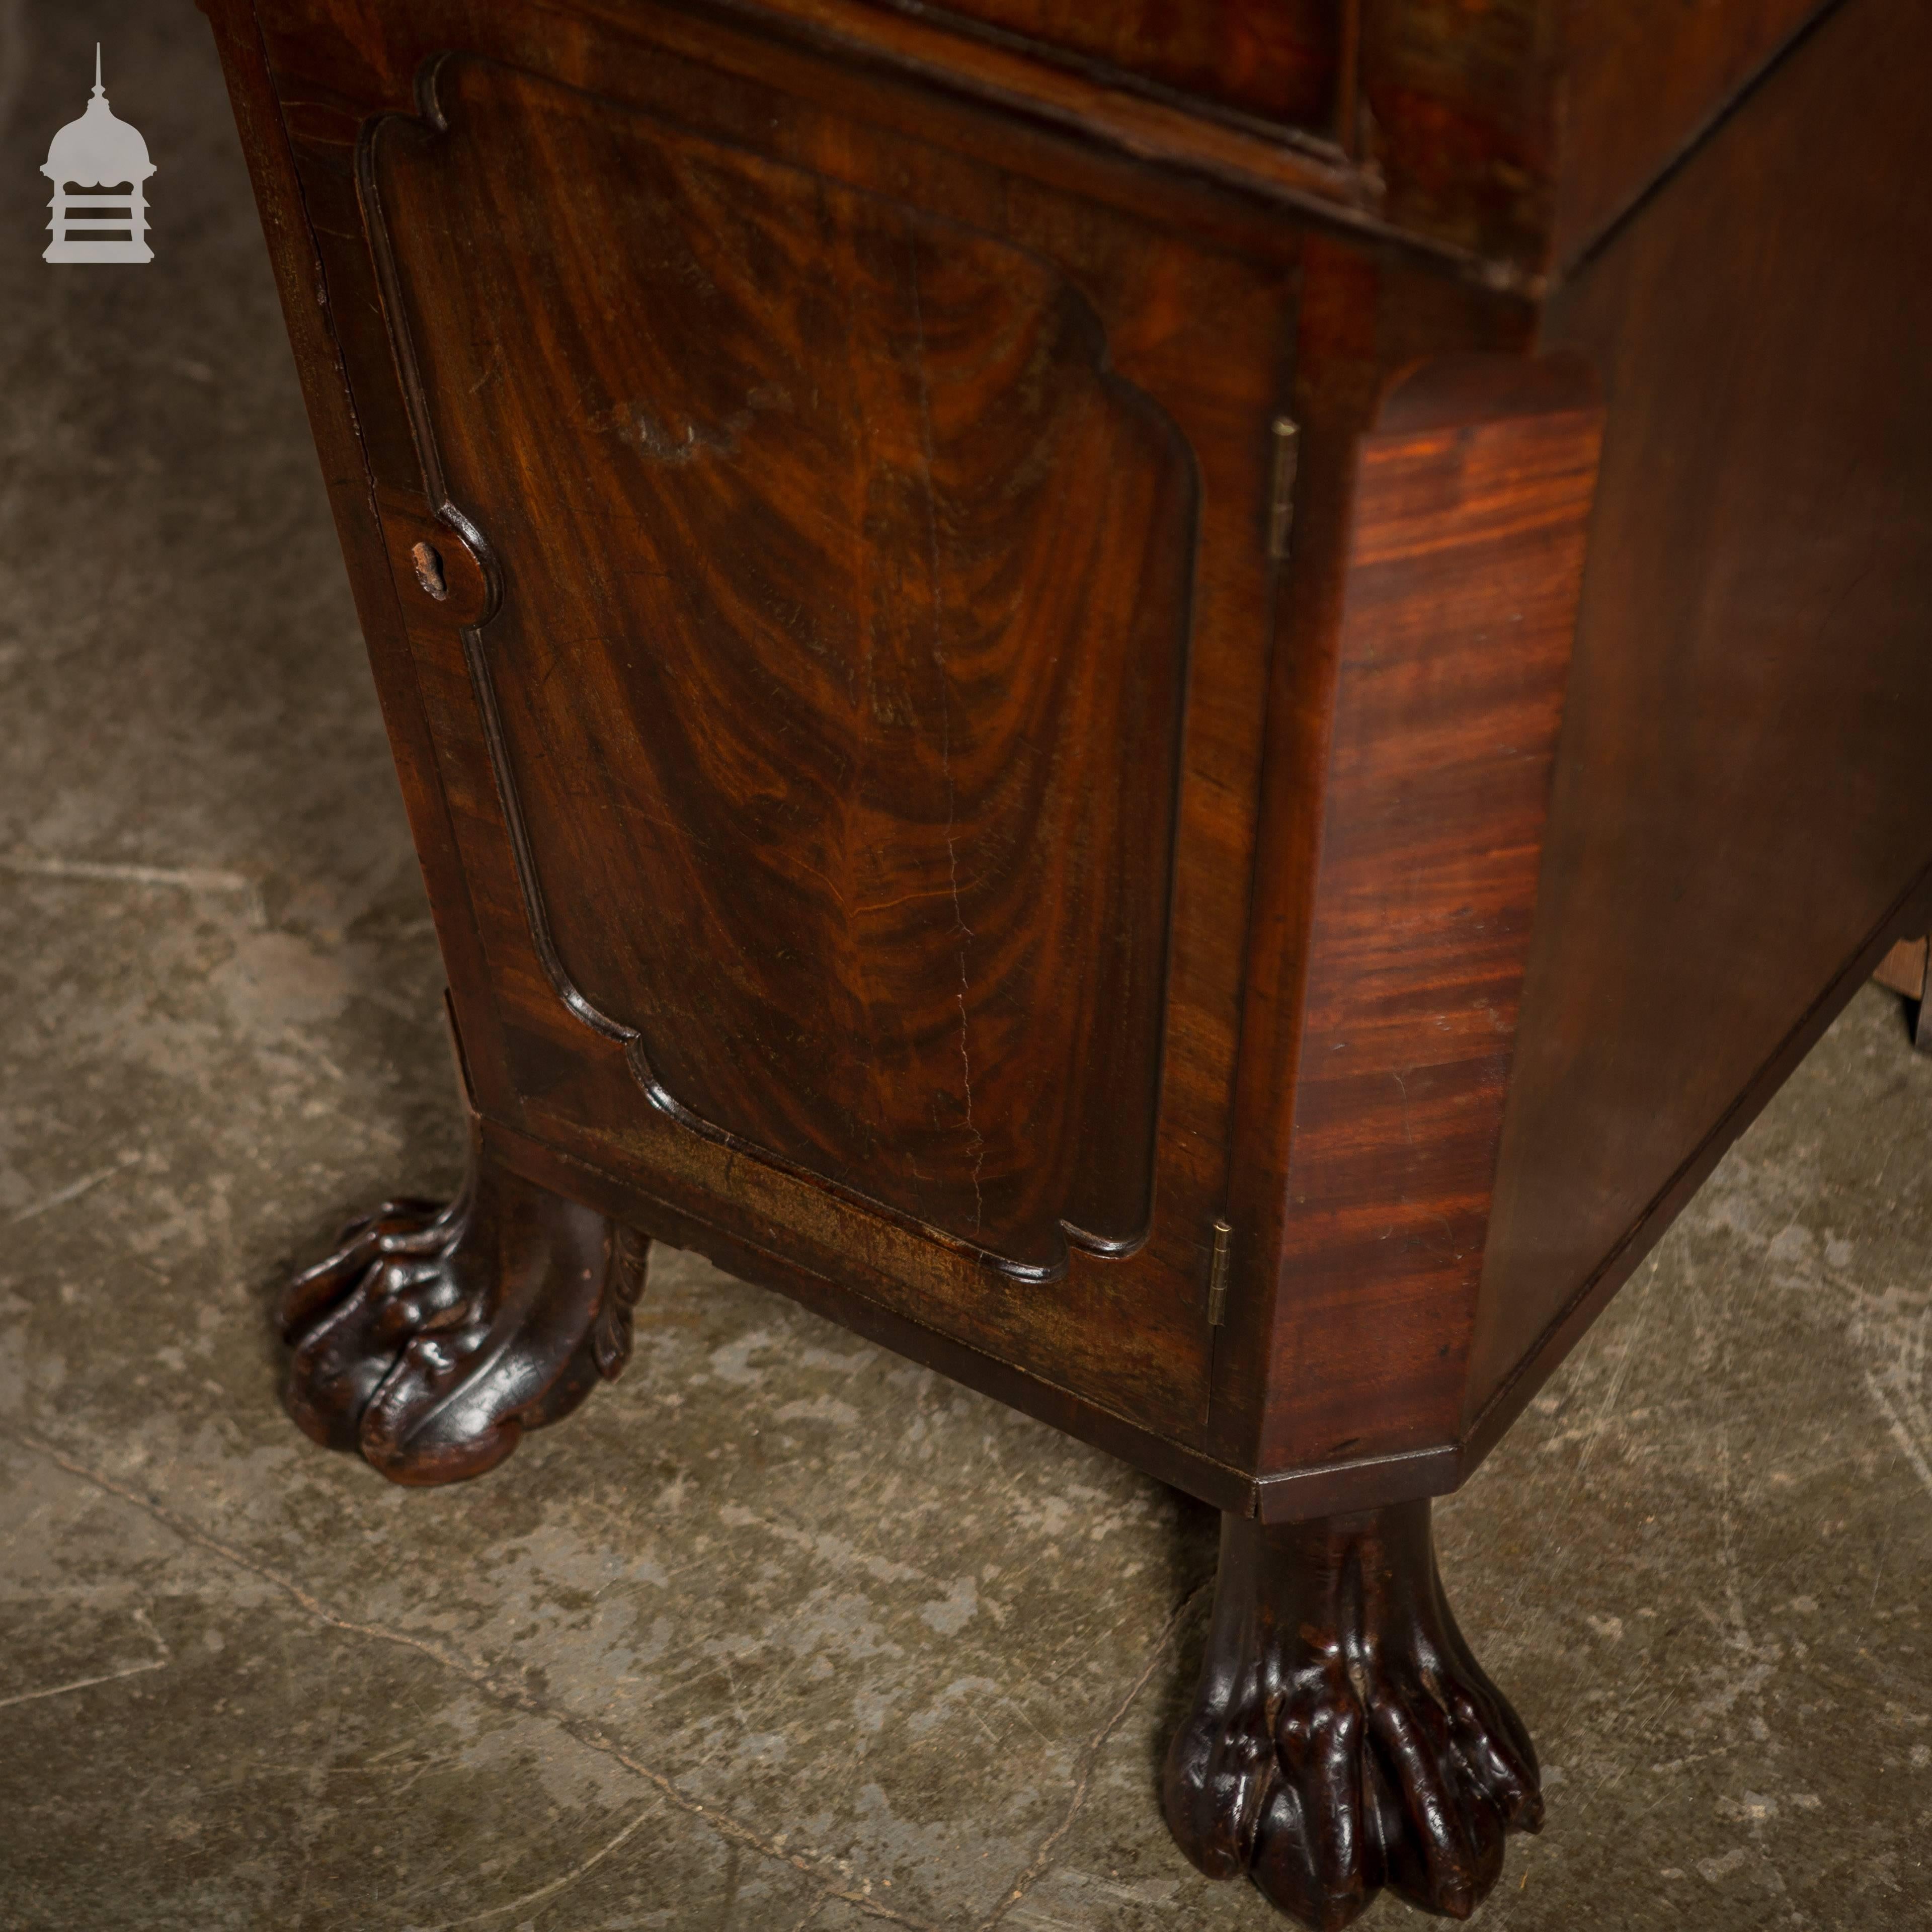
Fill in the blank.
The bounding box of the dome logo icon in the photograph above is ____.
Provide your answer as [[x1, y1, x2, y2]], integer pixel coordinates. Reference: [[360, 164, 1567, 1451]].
[[42, 45, 155, 264]]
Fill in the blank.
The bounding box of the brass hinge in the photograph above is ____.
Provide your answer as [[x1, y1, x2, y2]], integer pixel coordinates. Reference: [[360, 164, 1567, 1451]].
[[1267, 416, 1301, 561], [1206, 1219, 1233, 1327]]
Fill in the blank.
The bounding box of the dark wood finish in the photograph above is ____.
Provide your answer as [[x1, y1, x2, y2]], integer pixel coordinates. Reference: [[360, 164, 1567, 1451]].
[[869, 0, 1344, 138], [1472, 0, 1932, 1432], [201, 0, 1932, 1916], [1165, 1500, 1541, 1927], [281, 1106, 648, 1484], [725, 0, 1845, 281], [1355, 0, 1553, 271], [1465, 866, 1932, 1474], [1553, 0, 1830, 268]]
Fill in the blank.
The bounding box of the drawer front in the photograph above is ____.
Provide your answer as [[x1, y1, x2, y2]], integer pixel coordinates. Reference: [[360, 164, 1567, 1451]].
[[254, 0, 1299, 1436], [865, 0, 1343, 138]]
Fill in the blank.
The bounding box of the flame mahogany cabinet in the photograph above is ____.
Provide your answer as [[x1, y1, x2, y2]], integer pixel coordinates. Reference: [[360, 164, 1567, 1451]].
[[205, 0, 1932, 1919]]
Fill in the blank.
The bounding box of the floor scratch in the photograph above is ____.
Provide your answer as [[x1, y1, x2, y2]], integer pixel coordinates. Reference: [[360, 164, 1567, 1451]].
[[0, 1601, 172, 1710], [1567, 1254, 1662, 1506], [975, 1575, 1212, 1932], [0, 1654, 169, 1710], [0, 851, 265, 926], [1865, 1368, 1932, 1502], [409, 1794, 667, 1930], [10, 1149, 141, 1225], [6, 1429, 944, 1932]]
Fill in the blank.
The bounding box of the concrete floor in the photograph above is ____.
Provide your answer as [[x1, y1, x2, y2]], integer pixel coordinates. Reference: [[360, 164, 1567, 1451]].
[[5, 6, 1932, 1928]]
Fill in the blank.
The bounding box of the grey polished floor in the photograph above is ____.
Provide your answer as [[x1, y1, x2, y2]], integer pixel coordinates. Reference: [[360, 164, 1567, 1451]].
[[5, 6, 1932, 1929]]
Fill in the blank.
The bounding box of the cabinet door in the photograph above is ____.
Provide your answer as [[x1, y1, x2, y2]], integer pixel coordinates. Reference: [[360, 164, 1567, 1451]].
[[259, 0, 1297, 1438]]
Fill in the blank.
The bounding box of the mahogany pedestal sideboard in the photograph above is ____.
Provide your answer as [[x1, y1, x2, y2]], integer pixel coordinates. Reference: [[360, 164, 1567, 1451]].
[[204, 0, 1932, 1920]]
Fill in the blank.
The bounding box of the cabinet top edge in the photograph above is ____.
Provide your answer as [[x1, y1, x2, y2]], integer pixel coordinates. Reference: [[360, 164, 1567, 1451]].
[[233, 0, 1841, 295]]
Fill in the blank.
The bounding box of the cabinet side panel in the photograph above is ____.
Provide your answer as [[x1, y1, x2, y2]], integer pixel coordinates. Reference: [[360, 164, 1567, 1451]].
[[1554, 0, 1830, 269], [1476, 0, 1932, 1433]]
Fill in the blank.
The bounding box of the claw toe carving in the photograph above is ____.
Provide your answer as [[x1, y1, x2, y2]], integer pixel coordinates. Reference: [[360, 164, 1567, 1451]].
[[280, 1120, 649, 1485], [1164, 1501, 1540, 1928]]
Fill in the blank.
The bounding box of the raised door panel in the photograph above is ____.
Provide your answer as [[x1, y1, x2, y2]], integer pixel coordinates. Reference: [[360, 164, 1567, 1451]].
[[269, 1, 1300, 1439], [374, 59, 1193, 1280]]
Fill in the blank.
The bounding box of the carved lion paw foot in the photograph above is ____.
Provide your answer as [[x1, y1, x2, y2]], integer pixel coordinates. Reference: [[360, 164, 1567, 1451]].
[[1164, 1501, 1541, 1928], [279, 1118, 648, 1484]]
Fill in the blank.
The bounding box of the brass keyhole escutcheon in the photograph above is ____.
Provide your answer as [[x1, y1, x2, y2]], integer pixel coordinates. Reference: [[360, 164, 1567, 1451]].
[[380, 492, 493, 623], [412, 539, 449, 600]]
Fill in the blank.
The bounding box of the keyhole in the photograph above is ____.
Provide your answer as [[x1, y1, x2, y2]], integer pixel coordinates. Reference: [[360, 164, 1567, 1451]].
[[411, 540, 448, 600]]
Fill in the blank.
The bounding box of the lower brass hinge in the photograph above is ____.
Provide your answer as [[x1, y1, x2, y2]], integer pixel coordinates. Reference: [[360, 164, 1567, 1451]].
[[1207, 1219, 1233, 1327]]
